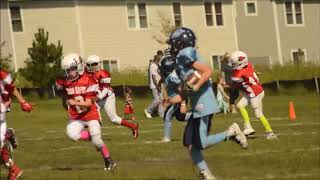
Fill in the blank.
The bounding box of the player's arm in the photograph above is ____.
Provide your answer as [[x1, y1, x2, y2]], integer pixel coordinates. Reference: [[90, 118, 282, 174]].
[[191, 62, 212, 91], [96, 72, 112, 100], [12, 88, 33, 112], [168, 83, 186, 104], [180, 99, 187, 114]]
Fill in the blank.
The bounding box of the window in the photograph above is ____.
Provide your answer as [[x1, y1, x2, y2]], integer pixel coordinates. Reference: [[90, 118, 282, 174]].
[[173, 2, 182, 27], [204, 2, 213, 26], [126, 2, 148, 29], [211, 55, 223, 70], [214, 2, 223, 26], [9, 5, 23, 32], [102, 60, 118, 72], [245, 1, 258, 16], [285, 0, 303, 25], [138, 3, 148, 28], [204, 2, 223, 27], [127, 3, 136, 28], [291, 49, 306, 63]]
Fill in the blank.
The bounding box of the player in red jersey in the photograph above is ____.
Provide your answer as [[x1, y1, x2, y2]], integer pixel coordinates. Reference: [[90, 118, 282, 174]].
[[230, 51, 277, 140], [1, 69, 33, 180], [58, 53, 116, 171], [85, 55, 138, 138]]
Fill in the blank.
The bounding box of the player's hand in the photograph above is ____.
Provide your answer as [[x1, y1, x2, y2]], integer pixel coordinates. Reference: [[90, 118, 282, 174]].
[[67, 99, 77, 106], [191, 84, 200, 92], [20, 101, 33, 112], [4, 98, 12, 108], [180, 103, 187, 113]]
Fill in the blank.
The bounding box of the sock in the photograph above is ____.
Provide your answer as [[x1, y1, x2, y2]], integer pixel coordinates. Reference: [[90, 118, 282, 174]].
[[259, 115, 273, 132], [204, 132, 227, 148], [239, 107, 250, 125], [120, 119, 137, 129], [0, 147, 10, 162], [191, 147, 209, 171], [80, 130, 90, 141], [100, 144, 110, 159]]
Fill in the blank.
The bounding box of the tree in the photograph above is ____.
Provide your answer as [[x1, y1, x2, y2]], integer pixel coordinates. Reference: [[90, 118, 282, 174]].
[[152, 11, 177, 45], [19, 28, 63, 97], [0, 41, 13, 72]]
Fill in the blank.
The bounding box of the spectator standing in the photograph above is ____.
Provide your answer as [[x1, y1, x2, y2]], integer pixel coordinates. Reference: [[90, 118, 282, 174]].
[[221, 52, 239, 113], [216, 75, 229, 114], [144, 54, 163, 118]]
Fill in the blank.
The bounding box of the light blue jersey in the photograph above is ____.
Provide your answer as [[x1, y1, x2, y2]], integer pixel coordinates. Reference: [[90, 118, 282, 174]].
[[175, 47, 220, 118], [164, 70, 181, 98]]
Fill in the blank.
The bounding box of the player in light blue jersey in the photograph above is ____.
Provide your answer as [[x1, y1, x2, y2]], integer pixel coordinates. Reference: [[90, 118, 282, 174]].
[[167, 27, 248, 180], [158, 52, 191, 142]]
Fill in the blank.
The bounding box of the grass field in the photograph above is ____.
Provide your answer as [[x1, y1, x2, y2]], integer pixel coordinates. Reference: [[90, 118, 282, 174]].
[[1, 94, 320, 180]]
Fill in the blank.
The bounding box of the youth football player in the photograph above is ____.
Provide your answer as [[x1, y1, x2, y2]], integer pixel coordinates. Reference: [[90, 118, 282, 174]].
[[85, 55, 138, 139], [58, 53, 116, 171], [229, 50, 277, 139], [1, 69, 33, 180], [167, 27, 248, 180]]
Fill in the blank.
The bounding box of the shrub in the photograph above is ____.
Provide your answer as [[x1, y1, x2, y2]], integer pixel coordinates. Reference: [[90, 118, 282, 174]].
[[255, 61, 320, 83], [111, 68, 148, 86]]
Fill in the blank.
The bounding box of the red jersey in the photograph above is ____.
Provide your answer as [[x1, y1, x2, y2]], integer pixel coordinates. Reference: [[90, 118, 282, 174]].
[[89, 69, 113, 100], [56, 73, 100, 121], [0, 70, 15, 105], [231, 63, 263, 97]]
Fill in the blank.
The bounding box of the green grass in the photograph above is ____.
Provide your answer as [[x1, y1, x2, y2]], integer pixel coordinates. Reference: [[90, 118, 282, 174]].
[[1, 94, 320, 180]]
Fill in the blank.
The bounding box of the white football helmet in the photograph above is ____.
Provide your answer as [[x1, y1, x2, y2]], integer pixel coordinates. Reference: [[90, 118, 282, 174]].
[[229, 51, 248, 70], [86, 55, 102, 72], [61, 53, 84, 81]]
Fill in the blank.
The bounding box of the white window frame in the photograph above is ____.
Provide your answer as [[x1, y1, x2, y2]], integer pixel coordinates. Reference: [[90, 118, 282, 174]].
[[172, 1, 183, 27], [102, 58, 120, 73], [284, 0, 305, 27], [8, 3, 25, 34], [244, 1, 258, 16], [126, 2, 149, 30], [290, 49, 307, 62], [210, 53, 224, 70], [203, 1, 225, 29]]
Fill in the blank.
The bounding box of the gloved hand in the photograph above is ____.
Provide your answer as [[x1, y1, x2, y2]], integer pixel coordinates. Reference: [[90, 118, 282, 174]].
[[20, 101, 33, 112]]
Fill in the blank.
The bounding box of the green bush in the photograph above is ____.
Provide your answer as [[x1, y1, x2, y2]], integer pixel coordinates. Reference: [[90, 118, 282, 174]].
[[255, 61, 320, 83], [111, 68, 148, 86]]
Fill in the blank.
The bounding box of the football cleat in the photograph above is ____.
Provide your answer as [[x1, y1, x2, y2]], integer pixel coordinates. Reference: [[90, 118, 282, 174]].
[[266, 132, 278, 140], [8, 164, 23, 180], [144, 109, 152, 119], [104, 158, 117, 171], [227, 123, 248, 149], [161, 137, 171, 143], [199, 170, 216, 180], [243, 124, 255, 136], [132, 123, 139, 139], [6, 128, 18, 149]]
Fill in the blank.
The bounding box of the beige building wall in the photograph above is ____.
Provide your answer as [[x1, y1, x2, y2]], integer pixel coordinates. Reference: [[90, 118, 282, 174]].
[[182, 0, 237, 67], [275, 0, 320, 63], [79, 0, 165, 70], [79, 0, 237, 70], [7, 0, 80, 69], [3, 0, 238, 71], [0, 0, 16, 70], [235, 0, 279, 65]]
